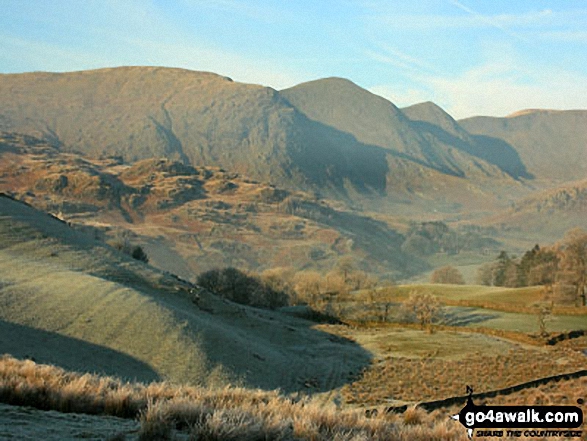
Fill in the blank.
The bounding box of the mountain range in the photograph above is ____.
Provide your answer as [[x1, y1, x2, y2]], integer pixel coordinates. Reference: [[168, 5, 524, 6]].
[[3, 67, 584, 213], [1, 66, 587, 275]]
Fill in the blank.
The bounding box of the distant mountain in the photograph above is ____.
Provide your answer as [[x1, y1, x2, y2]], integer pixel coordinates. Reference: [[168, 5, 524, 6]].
[[0, 67, 520, 208], [282, 78, 513, 180], [0, 68, 397, 198], [460, 110, 587, 182], [402, 101, 532, 180], [402, 101, 471, 141]]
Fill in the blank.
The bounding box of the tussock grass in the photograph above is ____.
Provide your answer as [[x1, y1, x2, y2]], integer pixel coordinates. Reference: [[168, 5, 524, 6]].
[[0, 355, 469, 440], [342, 347, 587, 405]]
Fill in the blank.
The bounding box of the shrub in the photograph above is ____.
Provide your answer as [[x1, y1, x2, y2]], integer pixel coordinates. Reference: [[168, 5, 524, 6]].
[[197, 268, 289, 309], [131, 245, 149, 263], [109, 231, 149, 263], [430, 266, 465, 285]]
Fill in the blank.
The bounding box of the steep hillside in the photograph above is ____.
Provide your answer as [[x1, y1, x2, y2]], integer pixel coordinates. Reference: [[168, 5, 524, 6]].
[[0, 194, 371, 391], [282, 78, 514, 181], [402, 102, 532, 180], [281, 78, 415, 155], [460, 109, 587, 183], [0, 67, 523, 210]]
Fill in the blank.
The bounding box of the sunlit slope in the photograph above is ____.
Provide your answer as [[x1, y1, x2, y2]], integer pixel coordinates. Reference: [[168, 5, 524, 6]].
[[0, 195, 370, 390]]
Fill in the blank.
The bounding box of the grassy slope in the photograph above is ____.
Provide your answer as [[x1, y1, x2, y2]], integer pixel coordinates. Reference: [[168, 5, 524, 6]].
[[0, 195, 371, 391]]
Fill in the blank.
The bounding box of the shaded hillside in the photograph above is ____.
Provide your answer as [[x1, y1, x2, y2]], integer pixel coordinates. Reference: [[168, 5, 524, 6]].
[[282, 79, 514, 181], [460, 109, 587, 182], [0, 194, 372, 391], [403, 102, 532, 180]]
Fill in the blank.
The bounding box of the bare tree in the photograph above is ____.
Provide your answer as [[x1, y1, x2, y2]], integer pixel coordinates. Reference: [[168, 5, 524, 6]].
[[293, 270, 323, 304], [556, 229, 587, 306], [336, 255, 355, 284], [402, 291, 443, 333], [537, 303, 553, 337]]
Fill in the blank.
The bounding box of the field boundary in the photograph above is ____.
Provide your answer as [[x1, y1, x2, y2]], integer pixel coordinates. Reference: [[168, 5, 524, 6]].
[[379, 368, 587, 415]]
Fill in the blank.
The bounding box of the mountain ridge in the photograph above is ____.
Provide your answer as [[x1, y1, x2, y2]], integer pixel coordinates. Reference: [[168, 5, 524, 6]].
[[1, 66, 586, 212], [0, 67, 524, 208], [459, 109, 587, 183]]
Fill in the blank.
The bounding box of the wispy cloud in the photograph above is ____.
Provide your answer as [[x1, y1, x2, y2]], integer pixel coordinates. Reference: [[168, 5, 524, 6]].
[[368, 48, 587, 119], [364, 2, 581, 34], [450, 0, 530, 41], [0, 34, 119, 73], [430, 65, 587, 118], [365, 43, 440, 75], [120, 37, 306, 90], [180, 0, 287, 23], [535, 30, 587, 44]]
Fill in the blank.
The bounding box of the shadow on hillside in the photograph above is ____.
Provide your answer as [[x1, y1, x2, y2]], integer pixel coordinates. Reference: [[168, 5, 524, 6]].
[[409, 121, 533, 180], [0, 320, 160, 383], [288, 116, 390, 196], [441, 306, 500, 326]]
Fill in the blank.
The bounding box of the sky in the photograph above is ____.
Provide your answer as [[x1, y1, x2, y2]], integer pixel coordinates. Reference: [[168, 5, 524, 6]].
[[1, 0, 587, 119]]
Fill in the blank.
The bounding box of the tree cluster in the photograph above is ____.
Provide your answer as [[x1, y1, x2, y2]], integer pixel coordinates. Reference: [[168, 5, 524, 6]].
[[196, 256, 382, 311], [430, 265, 465, 285], [476, 228, 587, 306], [196, 267, 289, 309]]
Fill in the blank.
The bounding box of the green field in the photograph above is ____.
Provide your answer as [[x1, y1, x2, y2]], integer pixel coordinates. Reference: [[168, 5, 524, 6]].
[[351, 283, 587, 334], [387, 284, 546, 305]]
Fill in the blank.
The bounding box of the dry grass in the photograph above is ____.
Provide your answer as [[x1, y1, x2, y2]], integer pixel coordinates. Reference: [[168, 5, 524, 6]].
[[3, 355, 583, 440], [0, 355, 466, 441], [342, 347, 587, 406]]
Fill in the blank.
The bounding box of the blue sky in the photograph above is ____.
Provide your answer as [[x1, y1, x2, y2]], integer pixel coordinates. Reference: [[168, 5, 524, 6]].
[[1, 0, 586, 118]]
